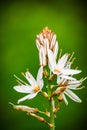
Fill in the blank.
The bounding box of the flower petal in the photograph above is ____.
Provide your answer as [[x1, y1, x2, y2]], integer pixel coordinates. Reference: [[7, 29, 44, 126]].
[[44, 38, 49, 54], [53, 41, 58, 60], [17, 94, 32, 104], [25, 71, 37, 86], [50, 34, 56, 49], [60, 75, 76, 80], [57, 76, 64, 84], [36, 66, 44, 89], [65, 89, 82, 103], [48, 49, 56, 71], [67, 80, 82, 89], [62, 94, 68, 105], [36, 39, 40, 50], [57, 54, 69, 69], [62, 69, 81, 75], [39, 34, 44, 44], [65, 61, 71, 69], [28, 93, 37, 99], [38, 80, 44, 90], [68, 79, 80, 84], [17, 93, 38, 104], [37, 66, 43, 81], [14, 85, 33, 93], [39, 46, 46, 66]]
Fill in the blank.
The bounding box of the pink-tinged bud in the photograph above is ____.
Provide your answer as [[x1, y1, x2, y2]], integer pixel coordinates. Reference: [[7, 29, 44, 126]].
[[36, 27, 58, 66]]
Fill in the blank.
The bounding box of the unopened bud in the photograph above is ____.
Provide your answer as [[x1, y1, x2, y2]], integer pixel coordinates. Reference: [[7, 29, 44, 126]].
[[9, 103, 38, 113], [41, 92, 48, 98], [52, 91, 57, 96], [58, 94, 63, 102], [39, 117, 45, 122], [43, 70, 49, 77], [48, 123, 53, 128], [49, 74, 55, 81]]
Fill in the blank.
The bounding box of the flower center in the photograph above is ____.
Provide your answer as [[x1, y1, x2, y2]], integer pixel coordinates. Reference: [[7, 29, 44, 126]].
[[54, 69, 60, 73], [33, 86, 40, 93]]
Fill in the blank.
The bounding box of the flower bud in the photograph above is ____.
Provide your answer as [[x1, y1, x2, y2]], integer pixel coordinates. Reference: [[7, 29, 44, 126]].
[[41, 91, 48, 98], [10, 103, 38, 113], [36, 27, 58, 66]]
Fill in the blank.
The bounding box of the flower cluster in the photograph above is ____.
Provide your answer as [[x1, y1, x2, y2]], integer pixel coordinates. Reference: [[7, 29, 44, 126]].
[[11, 27, 86, 129]]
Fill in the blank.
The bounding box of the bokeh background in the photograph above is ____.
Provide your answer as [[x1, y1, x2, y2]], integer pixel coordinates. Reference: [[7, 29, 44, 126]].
[[0, 0, 87, 130]]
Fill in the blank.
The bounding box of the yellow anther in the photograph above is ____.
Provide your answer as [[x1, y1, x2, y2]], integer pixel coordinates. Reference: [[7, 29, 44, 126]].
[[67, 53, 71, 56], [43, 27, 51, 34], [54, 69, 59, 72], [33, 86, 40, 93], [21, 72, 25, 76], [26, 68, 29, 72], [75, 66, 78, 70]]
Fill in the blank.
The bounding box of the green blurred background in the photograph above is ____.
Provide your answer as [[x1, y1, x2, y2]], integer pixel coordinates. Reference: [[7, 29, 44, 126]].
[[0, 0, 87, 130]]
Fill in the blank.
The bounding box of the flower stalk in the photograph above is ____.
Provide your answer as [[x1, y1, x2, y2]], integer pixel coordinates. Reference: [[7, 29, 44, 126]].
[[10, 27, 86, 130]]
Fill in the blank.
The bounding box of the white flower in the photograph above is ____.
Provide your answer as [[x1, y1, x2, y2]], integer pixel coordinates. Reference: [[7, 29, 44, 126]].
[[36, 27, 58, 66], [14, 67, 44, 104], [53, 78, 86, 105], [48, 49, 81, 80]]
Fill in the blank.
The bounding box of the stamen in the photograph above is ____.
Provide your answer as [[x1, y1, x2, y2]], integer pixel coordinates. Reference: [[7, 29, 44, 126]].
[[21, 72, 28, 79], [71, 57, 76, 64], [75, 66, 78, 70], [14, 74, 28, 85], [76, 86, 85, 90], [14, 75, 24, 84], [68, 52, 74, 62], [54, 69, 60, 73], [33, 86, 40, 93], [59, 49, 62, 58], [21, 72, 25, 76], [16, 80, 23, 85], [67, 53, 71, 57], [80, 77, 87, 82], [26, 68, 29, 72], [9, 102, 14, 106]]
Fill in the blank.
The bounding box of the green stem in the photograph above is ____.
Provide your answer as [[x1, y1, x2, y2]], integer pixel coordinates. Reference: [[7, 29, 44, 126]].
[[49, 97, 55, 130], [45, 68, 55, 130]]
